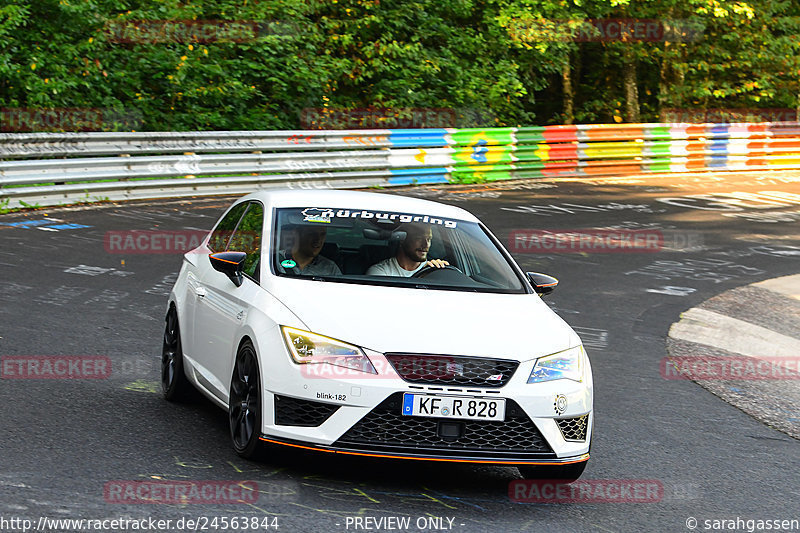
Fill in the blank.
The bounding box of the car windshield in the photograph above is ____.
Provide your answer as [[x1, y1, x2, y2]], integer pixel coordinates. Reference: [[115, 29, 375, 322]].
[[271, 207, 526, 293]]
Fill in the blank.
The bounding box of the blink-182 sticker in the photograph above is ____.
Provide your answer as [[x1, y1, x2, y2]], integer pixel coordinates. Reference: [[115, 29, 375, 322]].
[[301, 208, 459, 229]]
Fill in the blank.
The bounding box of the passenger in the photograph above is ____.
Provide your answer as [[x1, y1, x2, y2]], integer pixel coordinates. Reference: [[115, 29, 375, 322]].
[[367, 223, 449, 277], [278, 225, 341, 276]]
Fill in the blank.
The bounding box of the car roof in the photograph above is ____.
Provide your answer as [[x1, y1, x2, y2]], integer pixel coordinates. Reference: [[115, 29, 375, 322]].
[[238, 189, 481, 222]]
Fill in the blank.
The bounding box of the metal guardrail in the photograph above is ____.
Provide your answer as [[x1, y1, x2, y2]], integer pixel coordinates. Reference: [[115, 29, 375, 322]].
[[2, 123, 800, 209]]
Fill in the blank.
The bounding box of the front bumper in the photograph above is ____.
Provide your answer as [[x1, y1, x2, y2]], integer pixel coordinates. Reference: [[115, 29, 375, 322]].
[[258, 335, 593, 464]]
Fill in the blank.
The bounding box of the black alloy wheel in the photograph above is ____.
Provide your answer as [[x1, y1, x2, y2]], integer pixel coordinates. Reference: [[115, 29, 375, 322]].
[[229, 341, 263, 458], [162, 306, 191, 401]]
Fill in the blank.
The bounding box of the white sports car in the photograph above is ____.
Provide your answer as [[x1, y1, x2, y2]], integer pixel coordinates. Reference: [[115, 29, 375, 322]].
[[163, 189, 593, 480]]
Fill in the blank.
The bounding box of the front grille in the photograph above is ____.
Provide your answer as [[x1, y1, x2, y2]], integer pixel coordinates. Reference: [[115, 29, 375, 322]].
[[274, 395, 340, 427], [335, 393, 554, 459], [556, 415, 589, 441], [385, 353, 518, 388]]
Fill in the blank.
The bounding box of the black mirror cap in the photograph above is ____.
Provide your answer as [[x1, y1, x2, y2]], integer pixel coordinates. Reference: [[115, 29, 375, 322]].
[[210, 251, 247, 287], [526, 272, 558, 296]]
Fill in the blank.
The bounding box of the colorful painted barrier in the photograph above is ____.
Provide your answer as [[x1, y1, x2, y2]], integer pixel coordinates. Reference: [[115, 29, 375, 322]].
[[383, 122, 800, 185], [2, 122, 800, 208]]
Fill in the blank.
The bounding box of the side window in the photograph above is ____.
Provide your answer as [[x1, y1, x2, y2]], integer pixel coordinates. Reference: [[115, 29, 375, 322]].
[[228, 202, 264, 281], [208, 203, 248, 252]]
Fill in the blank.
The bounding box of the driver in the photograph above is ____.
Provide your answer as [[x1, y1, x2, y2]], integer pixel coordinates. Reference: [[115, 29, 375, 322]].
[[366, 223, 449, 277], [278, 225, 342, 276]]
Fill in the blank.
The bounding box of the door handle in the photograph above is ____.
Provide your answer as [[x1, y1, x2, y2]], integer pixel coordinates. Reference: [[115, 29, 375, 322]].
[[195, 286, 207, 298]]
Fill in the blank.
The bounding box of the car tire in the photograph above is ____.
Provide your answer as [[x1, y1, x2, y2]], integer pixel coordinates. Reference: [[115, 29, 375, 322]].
[[162, 306, 191, 401], [517, 460, 588, 483], [229, 340, 263, 459]]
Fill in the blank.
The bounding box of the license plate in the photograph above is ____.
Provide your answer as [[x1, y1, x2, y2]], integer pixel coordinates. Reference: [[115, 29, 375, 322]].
[[402, 394, 505, 422]]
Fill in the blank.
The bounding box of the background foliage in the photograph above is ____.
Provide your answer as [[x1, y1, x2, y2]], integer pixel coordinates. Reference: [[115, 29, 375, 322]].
[[1, 0, 798, 130]]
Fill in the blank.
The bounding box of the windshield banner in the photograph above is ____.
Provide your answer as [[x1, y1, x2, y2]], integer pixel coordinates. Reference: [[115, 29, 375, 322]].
[[301, 208, 459, 229]]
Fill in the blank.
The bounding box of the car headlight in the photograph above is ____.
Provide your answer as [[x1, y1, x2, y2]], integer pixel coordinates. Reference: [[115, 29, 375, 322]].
[[281, 326, 377, 374], [527, 345, 585, 384]]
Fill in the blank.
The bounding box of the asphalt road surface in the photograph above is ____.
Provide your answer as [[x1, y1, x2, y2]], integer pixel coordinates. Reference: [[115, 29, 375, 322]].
[[1, 170, 799, 533]]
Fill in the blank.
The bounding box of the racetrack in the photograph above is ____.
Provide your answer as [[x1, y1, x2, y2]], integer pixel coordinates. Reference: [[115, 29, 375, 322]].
[[1, 170, 799, 533]]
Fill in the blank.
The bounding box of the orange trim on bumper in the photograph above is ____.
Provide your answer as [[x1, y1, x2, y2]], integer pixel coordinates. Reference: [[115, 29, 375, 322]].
[[258, 436, 589, 466]]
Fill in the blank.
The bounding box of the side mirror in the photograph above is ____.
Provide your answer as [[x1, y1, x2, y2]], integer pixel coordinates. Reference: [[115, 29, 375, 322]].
[[527, 272, 558, 296], [210, 251, 247, 287]]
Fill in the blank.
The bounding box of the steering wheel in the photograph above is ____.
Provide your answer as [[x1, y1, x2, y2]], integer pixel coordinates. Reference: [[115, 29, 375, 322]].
[[411, 264, 464, 279]]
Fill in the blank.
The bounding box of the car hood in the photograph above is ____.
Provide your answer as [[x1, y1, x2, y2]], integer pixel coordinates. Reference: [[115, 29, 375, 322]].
[[267, 280, 580, 361]]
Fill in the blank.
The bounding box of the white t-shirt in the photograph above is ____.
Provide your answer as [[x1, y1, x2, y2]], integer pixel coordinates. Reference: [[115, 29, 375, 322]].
[[366, 257, 425, 277]]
